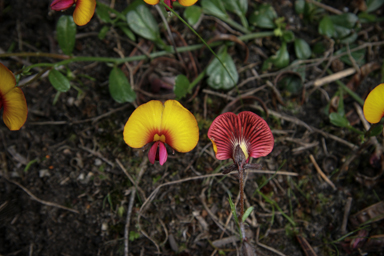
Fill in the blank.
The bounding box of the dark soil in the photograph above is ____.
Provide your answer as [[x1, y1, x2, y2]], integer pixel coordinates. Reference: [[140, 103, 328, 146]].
[[1, 0, 384, 255]]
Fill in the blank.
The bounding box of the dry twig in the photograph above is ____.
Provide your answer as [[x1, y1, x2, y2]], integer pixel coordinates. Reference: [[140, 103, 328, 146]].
[[309, 154, 337, 191]]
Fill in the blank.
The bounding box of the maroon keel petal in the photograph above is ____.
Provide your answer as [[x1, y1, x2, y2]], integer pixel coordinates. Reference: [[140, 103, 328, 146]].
[[238, 111, 274, 158], [158, 142, 168, 165]]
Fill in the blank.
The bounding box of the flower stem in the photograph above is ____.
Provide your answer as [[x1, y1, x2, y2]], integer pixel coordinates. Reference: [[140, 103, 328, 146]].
[[238, 166, 247, 241]]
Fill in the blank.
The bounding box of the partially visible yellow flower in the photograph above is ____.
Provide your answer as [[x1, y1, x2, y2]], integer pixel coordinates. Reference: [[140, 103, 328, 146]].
[[0, 63, 28, 131], [124, 100, 199, 165], [363, 83, 384, 124], [50, 0, 96, 26], [144, 0, 198, 9]]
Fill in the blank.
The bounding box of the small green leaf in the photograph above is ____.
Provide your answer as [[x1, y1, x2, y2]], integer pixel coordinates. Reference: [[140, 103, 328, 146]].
[[126, 3, 160, 42], [96, 2, 112, 23], [48, 69, 71, 92], [98, 25, 109, 40], [319, 16, 334, 37], [129, 231, 140, 241], [367, 124, 383, 137], [109, 67, 136, 103], [278, 76, 303, 94], [117, 206, 125, 217], [56, 15, 76, 55], [207, 47, 239, 90], [295, 0, 305, 14], [336, 47, 366, 66], [174, 75, 190, 100], [249, 3, 277, 29], [201, 0, 228, 19], [366, 0, 384, 12], [184, 5, 203, 26], [294, 38, 311, 59], [270, 42, 290, 69], [329, 112, 349, 127], [282, 30, 295, 43], [118, 25, 136, 41], [242, 206, 254, 223], [223, 0, 247, 17], [328, 13, 358, 40], [228, 194, 239, 225]]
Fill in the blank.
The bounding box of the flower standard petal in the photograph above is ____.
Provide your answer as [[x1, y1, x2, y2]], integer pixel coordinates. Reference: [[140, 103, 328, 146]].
[[208, 112, 238, 160], [178, 0, 198, 7], [363, 83, 384, 124], [238, 111, 274, 159], [0, 63, 16, 96], [124, 100, 164, 148], [160, 100, 199, 153], [73, 0, 96, 26], [50, 0, 75, 11], [2, 87, 28, 131], [143, 0, 160, 5]]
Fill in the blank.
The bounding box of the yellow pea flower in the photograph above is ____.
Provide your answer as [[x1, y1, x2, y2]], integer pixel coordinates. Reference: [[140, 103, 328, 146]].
[[0, 63, 28, 131], [363, 83, 384, 124], [51, 0, 96, 26], [124, 100, 199, 165]]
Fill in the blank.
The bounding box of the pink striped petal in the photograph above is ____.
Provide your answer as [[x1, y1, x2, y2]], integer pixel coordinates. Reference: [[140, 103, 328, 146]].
[[158, 142, 168, 165], [50, 0, 75, 11]]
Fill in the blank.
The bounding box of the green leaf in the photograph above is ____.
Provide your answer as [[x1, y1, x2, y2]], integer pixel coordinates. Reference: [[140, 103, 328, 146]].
[[366, 0, 384, 12], [56, 15, 76, 55], [118, 25, 136, 41], [367, 124, 383, 137], [242, 206, 254, 223], [228, 194, 239, 225], [48, 69, 71, 92], [282, 30, 295, 43], [96, 2, 112, 23], [129, 231, 140, 241], [278, 76, 303, 94], [328, 13, 358, 40], [295, 0, 305, 14], [294, 38, 311, 59], [126, 3, 160, 42], [222, 0, 247, 17], [271, 42, 290, 69], [109, 67, 136, 103], [201, 0, 228, 19], [318, 16, 334, 38], [174, 75, 190, 100], [249, 3, 277, 29], [329, 112, 349, 127], [336, 47, 366, 66], [184, 5, 203, 26], [98, 25, 109, 40], [207, 47, 239, 90]]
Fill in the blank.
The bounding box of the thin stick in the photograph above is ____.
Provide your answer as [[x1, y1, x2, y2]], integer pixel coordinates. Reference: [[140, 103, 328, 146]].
[[341, 197, 353, 235], [309, 154, 337, 191], [313, 68, 356, 87], [257, 242, 287, 256], [4, 177, 79, 214], [305, 0, 343, 14]]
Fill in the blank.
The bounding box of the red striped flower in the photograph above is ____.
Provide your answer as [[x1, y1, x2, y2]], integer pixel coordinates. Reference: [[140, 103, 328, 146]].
[[208, 111, 274, 167], [0, 63, 28, 131], [50, 0, 96, 26], [124, 100, 199, 165]]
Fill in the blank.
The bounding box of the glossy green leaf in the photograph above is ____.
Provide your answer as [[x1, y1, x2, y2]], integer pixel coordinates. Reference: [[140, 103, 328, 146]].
[[329, 112, 349, 127], [118, 25, 136, 41], [98, 25, 109, 40], [207, 47, 239, 90], [329, 13, 358, 40], [96, 2, 112, 23], [223, 0, 247, 17], [126, 3, 160, 41], [294, 38, 311, 59], [201, 0, 228, 19], [282, 30, 295, 43], [109, 67, 136, 103], [249, 3, 277, 29], [267, 42, 289, 70], [184, 5, 203, 26], [366, 0, 384, 12], [174, 75, 190, 100], [48, 69, 71, 92], [56, 15, 76, 55], [242, 206, 254, 223], [318, 16, 334, 37]]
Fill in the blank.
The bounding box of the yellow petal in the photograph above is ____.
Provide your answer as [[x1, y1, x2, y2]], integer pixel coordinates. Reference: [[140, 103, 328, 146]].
[[124, 100, 163, 148], [0, 63, 16, 96], [143, 0, 160, 5], [161, 100, 198, 152], [363, 83, 384, 123], [73, 0, 96, 26], [178, 0, 198, 7], [2, 87, 28, 131]]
